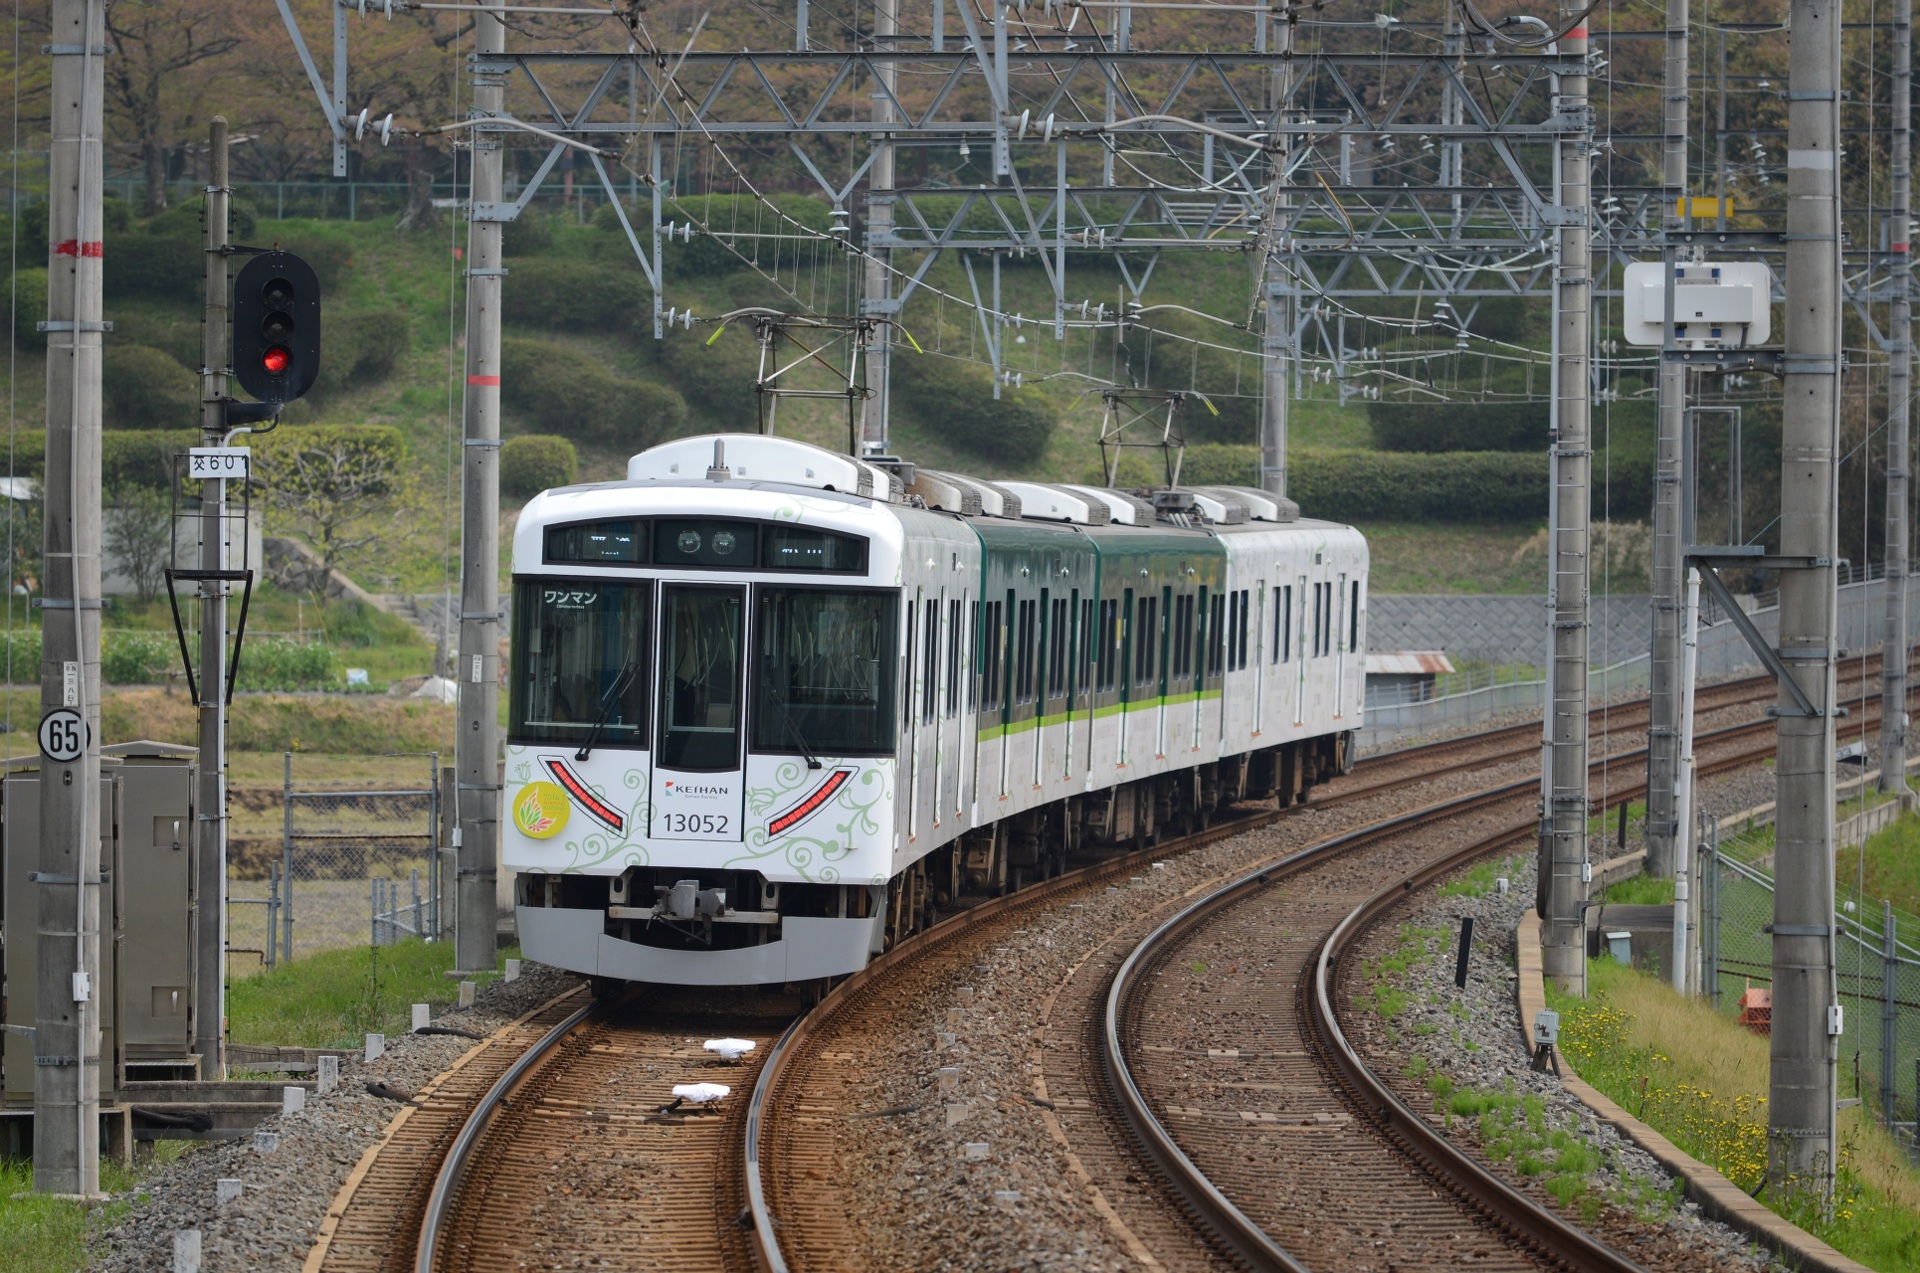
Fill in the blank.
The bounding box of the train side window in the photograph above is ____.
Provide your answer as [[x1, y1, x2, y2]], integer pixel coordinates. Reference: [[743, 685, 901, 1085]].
[[1236, 589, 1250, 670], [1097, 598, 1117, 691], [981, 601, 1003, 711], [1208, 592, 1226, 676], [946, 598, 962, 719], [1276, 585, 1290, 663], [1172, 593, 1192, 679], [1081, 597, 1096, 690], [1323, 583, 1334, 656], [969, 600, 981, 711], [1135, 594, 1157, 689], [1049, 596, 1069, 700], [903, 602, 917, 731], [923, 598, 939, 724], [1350, 579, 1361, 653], [1311, 583, 1324, 657], [1015, 597, 1037, 704]]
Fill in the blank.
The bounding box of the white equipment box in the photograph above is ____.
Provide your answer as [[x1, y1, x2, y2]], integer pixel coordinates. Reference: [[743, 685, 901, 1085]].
[[1622, 261, 1771, 347]]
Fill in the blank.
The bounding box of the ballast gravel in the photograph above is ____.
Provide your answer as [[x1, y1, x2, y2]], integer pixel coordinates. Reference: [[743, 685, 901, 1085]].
[[1347, 849, 1790, 1271], [89, 961, 582, 1273]]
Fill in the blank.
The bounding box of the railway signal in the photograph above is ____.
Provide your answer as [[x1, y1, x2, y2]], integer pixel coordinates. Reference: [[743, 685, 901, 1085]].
[[232, 250, 322, 406]]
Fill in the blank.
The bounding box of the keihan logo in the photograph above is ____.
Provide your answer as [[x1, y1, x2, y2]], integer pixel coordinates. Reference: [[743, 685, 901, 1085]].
[[666, 780, 729, 797], [513, 781, 570, 839]]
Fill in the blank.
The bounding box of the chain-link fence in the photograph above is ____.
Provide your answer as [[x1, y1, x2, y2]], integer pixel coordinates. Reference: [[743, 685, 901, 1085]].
[[227, 753, 448, 966], [1702, 825, 1920, 1154]]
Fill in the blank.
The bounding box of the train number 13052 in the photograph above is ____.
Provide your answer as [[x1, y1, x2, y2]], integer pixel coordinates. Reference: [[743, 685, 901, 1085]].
[[659, 812, 730, 835]]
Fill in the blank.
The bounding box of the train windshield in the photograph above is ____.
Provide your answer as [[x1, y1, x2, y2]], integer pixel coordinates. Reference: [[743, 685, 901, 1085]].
[[510, 580, 650, 748], [752, 588, 896, 756]]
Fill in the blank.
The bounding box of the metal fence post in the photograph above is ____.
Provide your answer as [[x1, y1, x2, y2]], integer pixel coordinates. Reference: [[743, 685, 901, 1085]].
[[412, 869, 424, 940], [1705, 823, 1721, 1010], [266, 863, 278, 975], [428, 752, 441, 940], [1885, 900, 1899, 1129], [282, 751, 295, 963]]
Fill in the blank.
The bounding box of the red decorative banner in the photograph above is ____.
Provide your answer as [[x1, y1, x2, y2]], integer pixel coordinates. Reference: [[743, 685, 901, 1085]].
[[768, 768, 854, 837], [543, 757, 625, 832], [467, 374, 501, 386], [54, 240, 103, 258]]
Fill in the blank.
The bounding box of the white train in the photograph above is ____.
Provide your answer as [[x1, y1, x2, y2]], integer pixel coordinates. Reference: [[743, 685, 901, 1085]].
[[506, 434, 1367, 987]]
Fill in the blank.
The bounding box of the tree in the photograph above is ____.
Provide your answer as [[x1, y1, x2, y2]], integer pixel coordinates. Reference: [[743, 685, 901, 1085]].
[[104, 484, 172, 603], [103, 0, 243, 215], [255, 425, 409, 583]]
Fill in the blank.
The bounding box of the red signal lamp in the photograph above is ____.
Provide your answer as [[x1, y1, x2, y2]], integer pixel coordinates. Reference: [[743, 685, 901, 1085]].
[[262, 346, 291, 376]]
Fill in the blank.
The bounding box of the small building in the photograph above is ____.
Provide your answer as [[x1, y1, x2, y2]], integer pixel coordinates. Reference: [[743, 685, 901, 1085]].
[[1364, 651, 1456, 706]]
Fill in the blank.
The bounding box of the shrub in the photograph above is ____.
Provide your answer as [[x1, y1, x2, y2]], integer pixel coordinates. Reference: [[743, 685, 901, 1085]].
[[11, 268, 46, 351], [145, 195, 259, 242], [501, 434, 578, 498], [328, 309, 412, 386], [499, 337, 685, 449], [502, 211, 555, 256], [1288, 448, 1549, 521], [1367, 400, 1547, 452], [657, 322, 761, 417], [0, 627, 39, 683], [112, 309, 201, 367], [236, 638, 342, 692], [102, 630, 175, 684], [2, 430, 195, 490], [103, 343, 199, 429], [891, 353, 1055, 464], [503, 259, 651, 333]]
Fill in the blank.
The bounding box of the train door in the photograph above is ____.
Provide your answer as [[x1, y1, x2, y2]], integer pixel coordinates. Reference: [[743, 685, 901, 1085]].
[[1064, 589, 1081, 781], [1033, 588, 1050, 790], [651, 584, 747, 843], [905, 589, 920, 840]]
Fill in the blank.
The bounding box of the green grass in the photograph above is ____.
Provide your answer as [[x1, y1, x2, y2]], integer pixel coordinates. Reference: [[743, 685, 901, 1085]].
[[1438, 854, 1525, 899], [1549, 958, 1920, 1269], [0, 1145, 194, 1272], [1601, 874, 1676, 906], [1840, 812, 1920, 918], [228, 938, 522, 1050], [1349, 522, 1549, 594]]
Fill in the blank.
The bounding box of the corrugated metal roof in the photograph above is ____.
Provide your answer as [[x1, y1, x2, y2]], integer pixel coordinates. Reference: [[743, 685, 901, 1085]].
[[1365, 651, 1456, 676]]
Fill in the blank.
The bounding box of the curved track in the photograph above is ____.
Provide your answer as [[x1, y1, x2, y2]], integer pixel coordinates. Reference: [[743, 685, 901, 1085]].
[[412, 991, 796, 1273]]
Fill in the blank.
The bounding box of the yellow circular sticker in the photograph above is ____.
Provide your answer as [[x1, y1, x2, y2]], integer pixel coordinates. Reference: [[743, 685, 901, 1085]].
[[512, 781, 570, 840]]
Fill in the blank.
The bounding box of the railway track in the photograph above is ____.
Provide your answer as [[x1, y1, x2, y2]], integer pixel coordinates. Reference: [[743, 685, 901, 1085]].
[[356, 663, 1882, 1271], [744, 702, 1806, 1270], [1092, 721, 1804, 1270], [399, 989, 796, 1273]]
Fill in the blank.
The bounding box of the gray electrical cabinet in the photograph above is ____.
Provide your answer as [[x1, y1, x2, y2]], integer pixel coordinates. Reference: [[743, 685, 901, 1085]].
[[2, 741, 198, 1109]]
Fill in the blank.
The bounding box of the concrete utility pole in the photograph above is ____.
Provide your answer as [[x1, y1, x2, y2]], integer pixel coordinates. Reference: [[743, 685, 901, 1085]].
[[455, 0, 504, 975], [1645, 0, 1689, 882], [859, 0, 897, 456], [1259, 7, 1292, 501], [1770, 0, 1842, 1195], [194, 119, 232, 1079], [35, 0, 105, 1197], [1881, 0, 1913, 795], [1540, 8, 1593, 995]]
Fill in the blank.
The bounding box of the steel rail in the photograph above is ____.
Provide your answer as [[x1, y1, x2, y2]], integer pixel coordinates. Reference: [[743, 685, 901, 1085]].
[[1099, 780, 1545, 1270], [1309, 829, 1643, 1273], [1097, 731, 1801, 1268], [413, 999, 598, 1273]]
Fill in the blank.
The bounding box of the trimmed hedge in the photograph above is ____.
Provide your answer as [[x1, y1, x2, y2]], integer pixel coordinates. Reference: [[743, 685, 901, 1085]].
[[891, 353, 1055, 464], [103, 344, 199, 429], [0, 629, 334, 689], [328, 309, 412, 386], [1367, 400, 1547, 453], [112, 310, 201, 368], [1289, 448, 1549, 521], [11, 268, 45, 351], [500, 337, 686, 448], [2, 430, 197, 490], [501, 434, 578, 498], [502, 259, 651, 333]]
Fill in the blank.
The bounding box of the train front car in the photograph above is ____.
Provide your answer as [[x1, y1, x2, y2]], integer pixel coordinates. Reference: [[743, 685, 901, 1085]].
[[505, 434, 965, 986]]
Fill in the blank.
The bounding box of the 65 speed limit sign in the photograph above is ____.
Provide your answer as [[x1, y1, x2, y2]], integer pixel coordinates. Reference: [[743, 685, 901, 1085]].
[[38, 708, 87, 763]]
